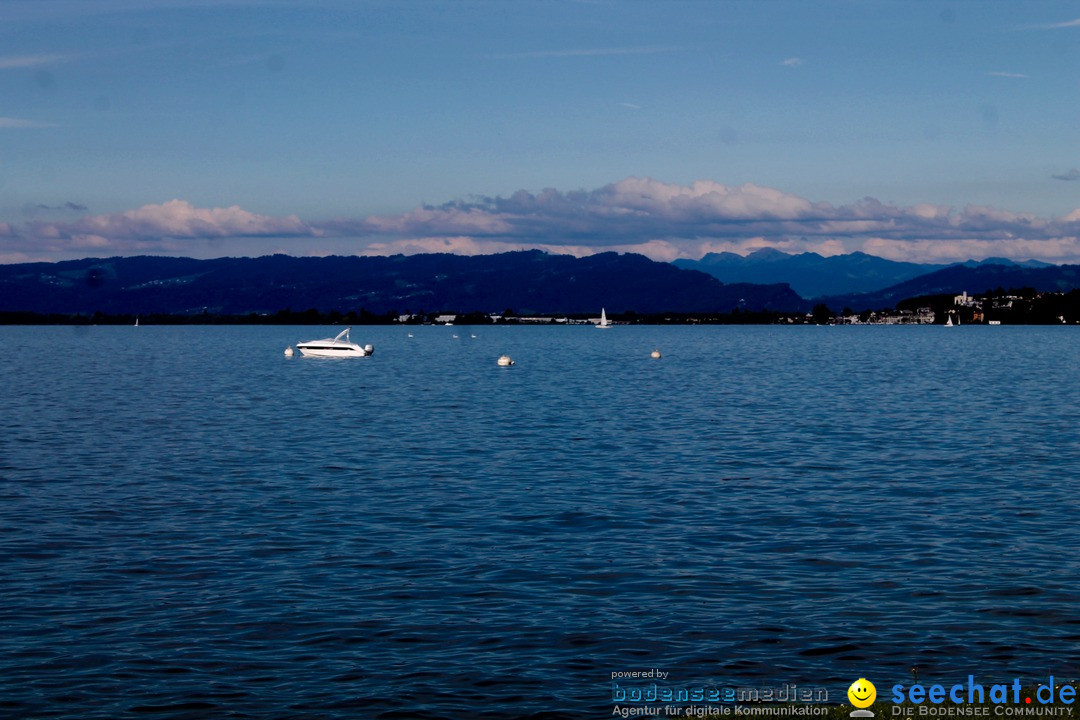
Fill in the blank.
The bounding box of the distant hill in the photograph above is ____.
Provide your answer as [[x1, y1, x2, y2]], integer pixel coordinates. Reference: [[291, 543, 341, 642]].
[[957, 256, 1056, 270], [673, 249, 1056, 298], [819, 263, 1080, 312], [0, 251, 805, 316]]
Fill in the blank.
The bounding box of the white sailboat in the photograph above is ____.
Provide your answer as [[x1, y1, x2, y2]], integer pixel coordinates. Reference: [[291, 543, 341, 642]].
[[945, 315, 953, 327], [596, 308, 612, 329]]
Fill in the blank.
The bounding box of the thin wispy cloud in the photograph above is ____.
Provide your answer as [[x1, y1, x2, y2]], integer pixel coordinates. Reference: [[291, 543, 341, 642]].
[[0, 117, 58, 128], [0, 54, 69, 70], [492, 45, 679, 59], [1052, 169, 1080, 181], [988, 71, 1028, 78], [780, 57, 803, 67], [619, 102, 642, 109], [1023, 18, 1080, 29]]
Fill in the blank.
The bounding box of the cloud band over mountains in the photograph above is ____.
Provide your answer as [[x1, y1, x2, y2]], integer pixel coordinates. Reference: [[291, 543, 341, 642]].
[[6, 178, 1080, 264], [327, 177, 1080, 263], [12, 200, 317, 258]]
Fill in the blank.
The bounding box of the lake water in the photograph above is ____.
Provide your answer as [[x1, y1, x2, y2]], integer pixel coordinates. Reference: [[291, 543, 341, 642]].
[[1, 325, 1078, 719]]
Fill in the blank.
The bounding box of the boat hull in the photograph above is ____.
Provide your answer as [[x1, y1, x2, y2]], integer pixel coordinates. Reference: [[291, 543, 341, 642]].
[[296, 346, 370, 357], [296, 343, 372, 357]]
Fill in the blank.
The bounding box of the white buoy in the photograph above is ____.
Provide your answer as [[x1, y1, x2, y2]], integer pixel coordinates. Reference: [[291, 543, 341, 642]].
[[284, 346, 294, 357], [497, 355, 515, 366], [651, 349, 662, 359]]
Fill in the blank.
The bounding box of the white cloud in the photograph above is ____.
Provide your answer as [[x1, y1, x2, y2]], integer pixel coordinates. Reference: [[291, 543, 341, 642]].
[[988, 71, 1028, 78], [8, 200, 320, 257], [69, 234, 114, 249], [0, 117, 58, 128], [780, 57, 803, 67], [0, 54, 69, 70], [359, 204, 513, 236], [35, 199, 317, 241]]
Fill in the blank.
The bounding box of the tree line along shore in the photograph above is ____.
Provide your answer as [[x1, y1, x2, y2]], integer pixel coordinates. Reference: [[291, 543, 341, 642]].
[[1, 288, 1077, 326]]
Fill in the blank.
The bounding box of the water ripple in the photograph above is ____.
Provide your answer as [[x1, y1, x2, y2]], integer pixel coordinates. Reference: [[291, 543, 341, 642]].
[[1, 325, 1077, 717]]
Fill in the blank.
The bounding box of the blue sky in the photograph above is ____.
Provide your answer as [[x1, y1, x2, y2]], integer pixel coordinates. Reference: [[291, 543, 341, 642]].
[[2, 0, 1080, 264]]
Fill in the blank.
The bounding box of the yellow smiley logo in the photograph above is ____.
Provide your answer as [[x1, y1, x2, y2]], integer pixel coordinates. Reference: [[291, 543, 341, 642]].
[[848, 678, 877, 708]]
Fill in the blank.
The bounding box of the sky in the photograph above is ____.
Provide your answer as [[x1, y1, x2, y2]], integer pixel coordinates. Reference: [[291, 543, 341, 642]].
[[2, 0, 1080, 265]]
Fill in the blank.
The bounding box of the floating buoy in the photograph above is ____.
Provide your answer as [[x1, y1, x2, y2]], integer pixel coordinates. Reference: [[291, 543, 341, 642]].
[[651, 349, 662, 359], [284, 346, 294, 357], [497, 355, 515, 366]]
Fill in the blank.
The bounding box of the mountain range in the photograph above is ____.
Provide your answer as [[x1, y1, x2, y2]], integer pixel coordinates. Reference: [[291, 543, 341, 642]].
[[0, 251, 802, 316], [1, 250, 1077, 318], [673, 248, 1055, 298]]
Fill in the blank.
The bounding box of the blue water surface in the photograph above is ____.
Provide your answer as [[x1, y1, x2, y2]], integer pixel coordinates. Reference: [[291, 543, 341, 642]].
[[1, 325, 1078, 718]]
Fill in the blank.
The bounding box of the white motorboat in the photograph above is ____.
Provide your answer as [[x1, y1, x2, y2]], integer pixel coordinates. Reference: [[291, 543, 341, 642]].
[[296, 327, 374, 358]]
